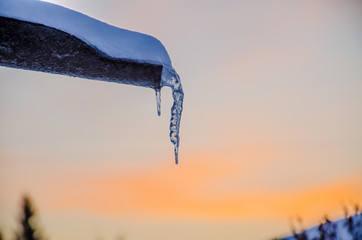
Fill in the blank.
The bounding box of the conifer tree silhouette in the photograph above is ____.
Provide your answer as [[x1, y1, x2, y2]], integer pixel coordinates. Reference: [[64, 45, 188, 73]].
[[15, 195, 42, 240]]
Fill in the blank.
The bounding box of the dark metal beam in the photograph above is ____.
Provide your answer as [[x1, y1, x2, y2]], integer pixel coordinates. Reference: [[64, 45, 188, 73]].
[[0, 17, 162, 89]]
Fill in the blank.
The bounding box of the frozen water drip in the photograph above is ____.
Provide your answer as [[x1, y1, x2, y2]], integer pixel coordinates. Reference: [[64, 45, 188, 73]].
[[155, 88, 161, 116], [161, 67, 184, 164]]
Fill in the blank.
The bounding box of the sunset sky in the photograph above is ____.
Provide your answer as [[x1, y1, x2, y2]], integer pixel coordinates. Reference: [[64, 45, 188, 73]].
[[1, 0, 362, 240]]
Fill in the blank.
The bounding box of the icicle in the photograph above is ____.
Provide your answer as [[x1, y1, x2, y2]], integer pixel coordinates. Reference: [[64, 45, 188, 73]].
[[170, 74, 183, 164], [155, 88, 161, 116], [161, 67, 184, 164]]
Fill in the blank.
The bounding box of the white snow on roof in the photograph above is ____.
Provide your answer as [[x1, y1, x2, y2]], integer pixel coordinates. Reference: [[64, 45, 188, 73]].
[[0, 0, 172, 67]]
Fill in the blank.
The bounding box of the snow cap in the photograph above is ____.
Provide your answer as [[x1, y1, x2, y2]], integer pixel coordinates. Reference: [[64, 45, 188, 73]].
[[0, 0, 172, 67]]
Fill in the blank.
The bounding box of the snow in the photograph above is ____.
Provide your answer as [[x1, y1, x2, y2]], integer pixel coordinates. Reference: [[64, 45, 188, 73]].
[[0, 0, 172, 67], [281, 214, 362, 240]]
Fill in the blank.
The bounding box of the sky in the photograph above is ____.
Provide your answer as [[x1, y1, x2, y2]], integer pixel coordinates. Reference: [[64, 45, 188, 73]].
[[1, 0, 362, 240]]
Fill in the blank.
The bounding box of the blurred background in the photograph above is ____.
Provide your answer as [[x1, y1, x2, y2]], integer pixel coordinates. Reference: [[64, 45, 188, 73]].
[[1, 0, 361, 239]]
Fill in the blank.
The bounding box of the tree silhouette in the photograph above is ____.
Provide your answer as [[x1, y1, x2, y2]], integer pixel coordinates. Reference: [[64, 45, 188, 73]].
[[15, 195, 42, 240]]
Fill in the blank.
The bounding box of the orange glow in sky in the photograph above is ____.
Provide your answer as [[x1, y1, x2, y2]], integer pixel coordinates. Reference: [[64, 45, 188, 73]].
[[1, 0, 362, 240]]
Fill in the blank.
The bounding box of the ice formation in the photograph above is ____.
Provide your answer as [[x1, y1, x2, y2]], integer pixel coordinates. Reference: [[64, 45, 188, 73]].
[[161, 67, 184, 164], [155, 89, 161, 116], [0, 0, 183, 164]]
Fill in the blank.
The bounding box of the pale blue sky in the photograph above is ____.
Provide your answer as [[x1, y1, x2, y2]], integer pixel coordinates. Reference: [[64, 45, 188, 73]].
[[1, 1, 362, 240]]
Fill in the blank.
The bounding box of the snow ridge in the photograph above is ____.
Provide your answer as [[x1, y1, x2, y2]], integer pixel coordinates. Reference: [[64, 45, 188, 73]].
[[0, 0, 172, 67], [279, 214, 362, 240]]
